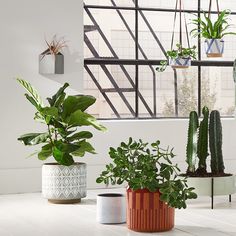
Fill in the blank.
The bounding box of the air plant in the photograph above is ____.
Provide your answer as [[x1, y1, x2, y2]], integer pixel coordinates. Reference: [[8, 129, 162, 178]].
[[43, 35, 67, 56]]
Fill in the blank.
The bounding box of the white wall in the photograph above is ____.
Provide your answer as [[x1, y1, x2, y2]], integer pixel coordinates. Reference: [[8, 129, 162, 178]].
[[0, 0, 84, 194]]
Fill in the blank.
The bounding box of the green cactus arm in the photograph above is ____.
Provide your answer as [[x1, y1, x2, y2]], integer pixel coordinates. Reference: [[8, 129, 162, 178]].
[[209, 110, 225, 174], [186, 111, 199, 174], [197, 106, 209, 173]]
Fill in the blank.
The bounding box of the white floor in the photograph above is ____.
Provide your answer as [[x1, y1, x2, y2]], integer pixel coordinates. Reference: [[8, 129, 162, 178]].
[[0, 189, 236, 236]]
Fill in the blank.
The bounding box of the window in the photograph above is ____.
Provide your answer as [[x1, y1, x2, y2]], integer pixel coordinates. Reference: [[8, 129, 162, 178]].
[[84, 0, 236, 119]]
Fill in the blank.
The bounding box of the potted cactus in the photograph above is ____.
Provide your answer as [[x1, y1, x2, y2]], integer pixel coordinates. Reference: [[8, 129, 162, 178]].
[[96, 138, 197, 232], [17, 79, 106, 203], [184, 107, 235, 208]]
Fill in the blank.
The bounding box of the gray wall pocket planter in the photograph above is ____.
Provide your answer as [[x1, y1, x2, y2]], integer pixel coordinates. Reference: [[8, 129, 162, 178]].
[[96, 193, 126, 224], [169, 57, 191, 69], [42, 163, 86, 204], [39, 50, 64, 74], [205, 39, 224, 57]]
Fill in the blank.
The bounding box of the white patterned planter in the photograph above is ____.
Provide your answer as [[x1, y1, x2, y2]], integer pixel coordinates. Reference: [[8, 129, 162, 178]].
[[169, 57, 191, 69], [42, 163, 86, 203], [205, 39, 224, 57]]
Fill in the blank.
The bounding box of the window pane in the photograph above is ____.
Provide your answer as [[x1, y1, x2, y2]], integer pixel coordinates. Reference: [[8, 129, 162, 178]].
[[84, 0, 134, 7], [201, 67, 235, 116]]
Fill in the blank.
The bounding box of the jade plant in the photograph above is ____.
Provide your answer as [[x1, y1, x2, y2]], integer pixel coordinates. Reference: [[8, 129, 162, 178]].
[[186, 107, 225, 176], [97, 138, 197, 209], [191, 10, 236, 39], [156, 44, 197, 72], [17, 79, 106, 166]]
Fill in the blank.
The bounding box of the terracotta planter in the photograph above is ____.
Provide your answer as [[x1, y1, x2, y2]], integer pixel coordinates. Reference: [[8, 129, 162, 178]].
[[126, 188, 175, 232], [42, 163, 86, 204], [169, 57, 191, 69], [205, 39, 224, 57]]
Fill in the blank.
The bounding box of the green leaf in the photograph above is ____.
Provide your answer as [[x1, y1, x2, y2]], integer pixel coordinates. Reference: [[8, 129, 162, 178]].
[[62, 95, 96, 119], [68, 110, 107, 131], [18, 133, 48, 145], [96, 177, 104, 183], [52, 147, 74, 166], [17, 78, 44, 107], [71, 140, 96, 157], [47, 83, 69, 107], [41, 107, 59, 118], [24, 94, 41, 111], [67, 131, 93, 142], [38, 144, 52, 160]]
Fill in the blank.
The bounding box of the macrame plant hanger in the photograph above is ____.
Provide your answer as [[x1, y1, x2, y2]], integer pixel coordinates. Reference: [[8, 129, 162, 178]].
[[170, 0, 191, 68], [205, 0, 224, 57]]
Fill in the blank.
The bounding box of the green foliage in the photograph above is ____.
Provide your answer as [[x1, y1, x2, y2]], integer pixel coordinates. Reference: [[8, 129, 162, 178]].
[[191, 10, 236, 39], [17, 79, 106, 166], [156, 44, 197, 72], [96, 138, 197, 209], [197, 106, 209, 173], [209, 110, 225, 174], [186, 111, 199, 174]]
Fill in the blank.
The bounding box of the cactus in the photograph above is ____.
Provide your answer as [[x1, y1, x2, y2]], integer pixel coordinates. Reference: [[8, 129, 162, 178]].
[[186, 111, 199, 174], [196, 106, 209, 174], [209, 110, 225, 174]]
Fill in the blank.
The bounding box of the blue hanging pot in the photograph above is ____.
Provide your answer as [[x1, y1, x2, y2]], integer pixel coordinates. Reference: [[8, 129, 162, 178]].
[[169, 57, 191, 69], [205, 39, 224, 58]]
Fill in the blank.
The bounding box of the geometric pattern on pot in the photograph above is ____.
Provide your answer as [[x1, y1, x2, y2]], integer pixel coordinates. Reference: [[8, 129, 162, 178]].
[[205, 39, 224, 57], [169, 57, 191, 68], [42, 163, 86, 200], [127, 188, 175, 232]]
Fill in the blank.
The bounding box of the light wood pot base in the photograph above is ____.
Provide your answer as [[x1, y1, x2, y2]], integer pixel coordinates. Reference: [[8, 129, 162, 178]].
[[48, 199, 81, 204]]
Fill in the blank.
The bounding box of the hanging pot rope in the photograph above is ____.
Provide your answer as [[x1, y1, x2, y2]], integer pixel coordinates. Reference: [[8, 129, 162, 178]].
[[208, 0, 220, 18], [170, 0, 190, 51]]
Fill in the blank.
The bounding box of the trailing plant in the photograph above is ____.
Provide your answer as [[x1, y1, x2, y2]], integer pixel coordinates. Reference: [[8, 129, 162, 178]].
[[96, 138, 197, 209], [156, 44, 197, 72], [196, 106, 209, 174], [17, 79, 106, 166], [186, 111, 199, 174], [191, 10, 236, 39], [209, 110, 225, 174]]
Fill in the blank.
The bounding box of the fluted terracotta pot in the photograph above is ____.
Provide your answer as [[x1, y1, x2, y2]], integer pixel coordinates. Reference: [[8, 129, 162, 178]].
[[126, 188, 175, 232]]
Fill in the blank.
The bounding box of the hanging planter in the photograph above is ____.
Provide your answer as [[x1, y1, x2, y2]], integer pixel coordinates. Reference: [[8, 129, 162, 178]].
[[39, 35, 66, 74], [157, 0, 196, 72], [191, 0, 236, 58]]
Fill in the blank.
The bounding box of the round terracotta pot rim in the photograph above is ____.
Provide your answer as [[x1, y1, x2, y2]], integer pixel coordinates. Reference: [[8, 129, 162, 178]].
[[43, 162, 86, 166]]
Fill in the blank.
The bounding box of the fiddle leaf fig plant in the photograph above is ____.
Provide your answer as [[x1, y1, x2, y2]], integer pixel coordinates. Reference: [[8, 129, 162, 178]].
[[96, 138, 197, 209], [17, 78, 106, 166]]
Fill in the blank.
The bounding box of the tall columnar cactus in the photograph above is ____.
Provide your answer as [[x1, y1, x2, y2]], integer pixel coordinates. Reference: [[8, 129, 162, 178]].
[[196, 106, 209, 174], [186, 111, 199, 174], [209, 110, 225, 174]]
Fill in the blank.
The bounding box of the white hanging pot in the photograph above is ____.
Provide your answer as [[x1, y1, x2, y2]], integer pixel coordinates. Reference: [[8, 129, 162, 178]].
[[169, 57, 191, 69], [205, 39, 224, 57], [42, 163, 86, 204], [96, 193, 126, 224]]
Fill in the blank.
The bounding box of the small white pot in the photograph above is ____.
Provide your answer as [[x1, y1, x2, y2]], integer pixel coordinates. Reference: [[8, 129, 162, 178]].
[[169, 57, 191, 69], [186, 175, 235, 196], [97, 193, 126, 224], [42, 163, 86, 203], [205, 39, 224, 57], [39, 53, 64, 74]]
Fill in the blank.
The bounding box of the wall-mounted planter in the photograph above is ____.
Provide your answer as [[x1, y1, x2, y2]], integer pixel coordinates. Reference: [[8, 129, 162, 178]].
[[169, 57, 191, 69], [96, 193, 126, 224], [42, 163, 86, 204], [39, 52, 64, 74], [205, 39, 224, 58]]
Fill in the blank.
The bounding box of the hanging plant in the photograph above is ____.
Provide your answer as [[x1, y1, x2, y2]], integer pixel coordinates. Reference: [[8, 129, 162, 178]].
[[157, 0, 196, 72], [191, 0, 236, 57]]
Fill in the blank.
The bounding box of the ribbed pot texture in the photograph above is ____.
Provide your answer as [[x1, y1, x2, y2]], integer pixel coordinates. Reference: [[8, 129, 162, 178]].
[[126, 188, 175, 232]]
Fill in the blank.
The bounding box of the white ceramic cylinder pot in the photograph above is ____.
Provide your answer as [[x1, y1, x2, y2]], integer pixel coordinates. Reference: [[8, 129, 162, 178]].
[[97, 193, 126, 224], [169, 57, 191, 69], [205, 39, 224, 57], [42, 163, 86, 204]]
